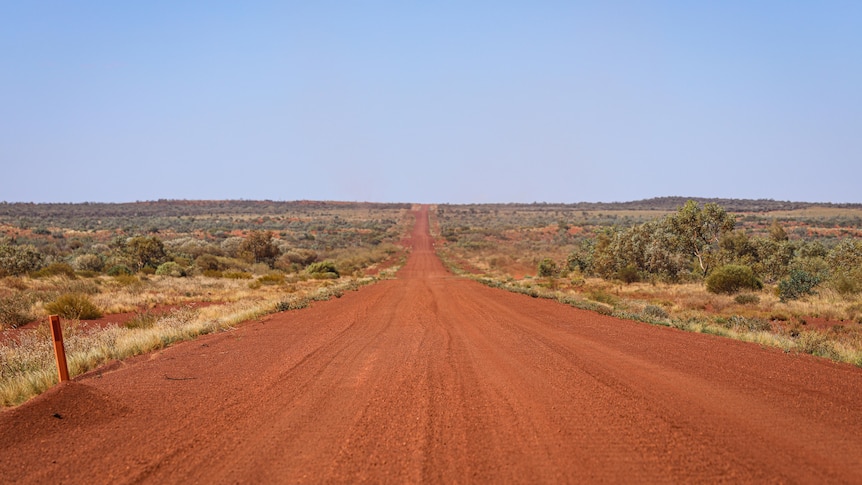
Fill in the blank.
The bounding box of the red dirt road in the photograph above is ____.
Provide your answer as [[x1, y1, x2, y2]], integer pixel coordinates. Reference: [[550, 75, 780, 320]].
[[2, 207, 862, 483]]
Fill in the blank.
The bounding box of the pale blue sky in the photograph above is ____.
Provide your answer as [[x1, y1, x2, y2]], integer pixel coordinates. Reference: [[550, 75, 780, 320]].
[[1, 1, 860, 203]]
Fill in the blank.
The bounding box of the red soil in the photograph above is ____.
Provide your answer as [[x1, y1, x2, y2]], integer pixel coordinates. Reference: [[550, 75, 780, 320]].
[[2, 207, 862, 483]]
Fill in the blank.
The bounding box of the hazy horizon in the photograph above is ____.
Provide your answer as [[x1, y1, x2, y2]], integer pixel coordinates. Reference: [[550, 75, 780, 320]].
[[2, 2, 860, 204]]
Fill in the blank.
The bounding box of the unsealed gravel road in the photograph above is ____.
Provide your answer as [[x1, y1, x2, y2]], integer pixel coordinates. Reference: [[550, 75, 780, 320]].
[[2, 207, 862, 483]]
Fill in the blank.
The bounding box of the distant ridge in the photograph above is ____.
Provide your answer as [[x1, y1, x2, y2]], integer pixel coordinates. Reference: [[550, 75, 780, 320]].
[[445, 197, 862, 212]]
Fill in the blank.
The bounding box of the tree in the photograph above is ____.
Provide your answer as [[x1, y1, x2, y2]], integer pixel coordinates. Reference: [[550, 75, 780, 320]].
[[666, 200, 735, 276], [126, 236, 167, 271], [239, 231, 280, 266]]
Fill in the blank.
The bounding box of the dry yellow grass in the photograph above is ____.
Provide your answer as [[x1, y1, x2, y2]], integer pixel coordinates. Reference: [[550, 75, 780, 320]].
[[1, 271, 398, 407]]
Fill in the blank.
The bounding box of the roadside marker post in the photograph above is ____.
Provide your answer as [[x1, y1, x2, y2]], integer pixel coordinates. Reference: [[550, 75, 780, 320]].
[[49, 315, 70, 382]]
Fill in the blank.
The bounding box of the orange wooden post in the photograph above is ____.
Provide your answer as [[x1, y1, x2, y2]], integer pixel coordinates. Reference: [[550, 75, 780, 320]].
[[49, 315, 70, 382]]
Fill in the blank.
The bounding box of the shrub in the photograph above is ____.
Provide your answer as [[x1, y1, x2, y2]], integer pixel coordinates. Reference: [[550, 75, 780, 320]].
[[778, 270, 821, 302], [155, 261, 186, 277], [124, 310, 158, 329], [106, 264, 133, 276], [30, 262, 76, 279], [307, 261, 340, 279], [44, 293, 102, 320], [112, 274, 140, 287], [537, 257, 558, 278], [202, 269, 223, 278], [223, 270, 253, 280], [239, 230, 280, 266], [643, 304, 669, 319], [617, 264, 640, 284], [74, 254, 104, 272], [0, 294, 33, 329], [705, 265, 762, 294], [0, 244, 44, 276], [257, 273, 285, 286], [126, 235, 167, 271], [195, 254, 223, 272], [276, 298, 309, 312], [725, 315, 771, 332], [734, 293, 761, 305]]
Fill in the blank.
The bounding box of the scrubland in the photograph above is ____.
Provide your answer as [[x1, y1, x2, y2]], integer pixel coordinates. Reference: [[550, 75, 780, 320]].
[[432, 199, 862, 366], [0, 201, 412, 405]]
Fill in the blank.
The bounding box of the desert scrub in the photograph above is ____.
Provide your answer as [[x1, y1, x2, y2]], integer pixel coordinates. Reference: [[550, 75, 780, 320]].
[[0, 294, 33, 329], [44, 293, 102, 320], [155, 262, 186, 277], [1, 275, 380, 406], [706, 265, 762, 294], [778, 270, 821, 302], [734, 293, 761, 305], [642, 304, 669, 320]]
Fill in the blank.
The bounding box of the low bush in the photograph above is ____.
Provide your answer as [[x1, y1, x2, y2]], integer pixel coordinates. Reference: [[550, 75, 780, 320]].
[[0, 294, 33, 329], [537, 258, 558, 278], [617, 265, 640, 284], [725, 315, 771, 332], [223, 270, 253, 280], [643, 304, 669, 319], [778, 269, 821, 302], [124, 310, 159, 329], [44, 293, 102, 320], [705, 265, 762, 294], [155, 262, 186, 277], [257, 273, 285, 286], [106, 264, 133, 276], [734, 293, 761, 305], [307, 261, 340, 279], [74, 254, 104, 272], [587, 289, 619, 306], [0, 243, 44, 276], [276, 298, 309, 312], [31, 262, 77, 279]]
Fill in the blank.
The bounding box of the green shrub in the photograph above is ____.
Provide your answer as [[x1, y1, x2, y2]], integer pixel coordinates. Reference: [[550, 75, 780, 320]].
[[643, 304, 669, 319], [155, 261, 186, 277], [0, 244, 44, 276], [0, 294, 33, 329], [587, 289, 619, 306], [44, 293, 102, 320], [307, 261, 339, 279], [74, 254, 104, 272], [107, 264, 133, 276], [831, 272, 862, 295], [778, 270, 821, 302], [195, 254, 223, 272], [537, 257, 558, 278], [223, 270, 253, 279], [705, 265, 762, 294], [617, 264, 640, 284], [257, 273, 285, 286], [31, 262, 76, 279], [734, 293, 761, 305], [725, 315, 771, 332]]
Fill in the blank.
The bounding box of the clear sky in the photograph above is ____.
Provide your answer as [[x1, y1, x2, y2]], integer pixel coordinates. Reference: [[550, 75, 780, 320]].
[[1, 1, 860, 204]]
